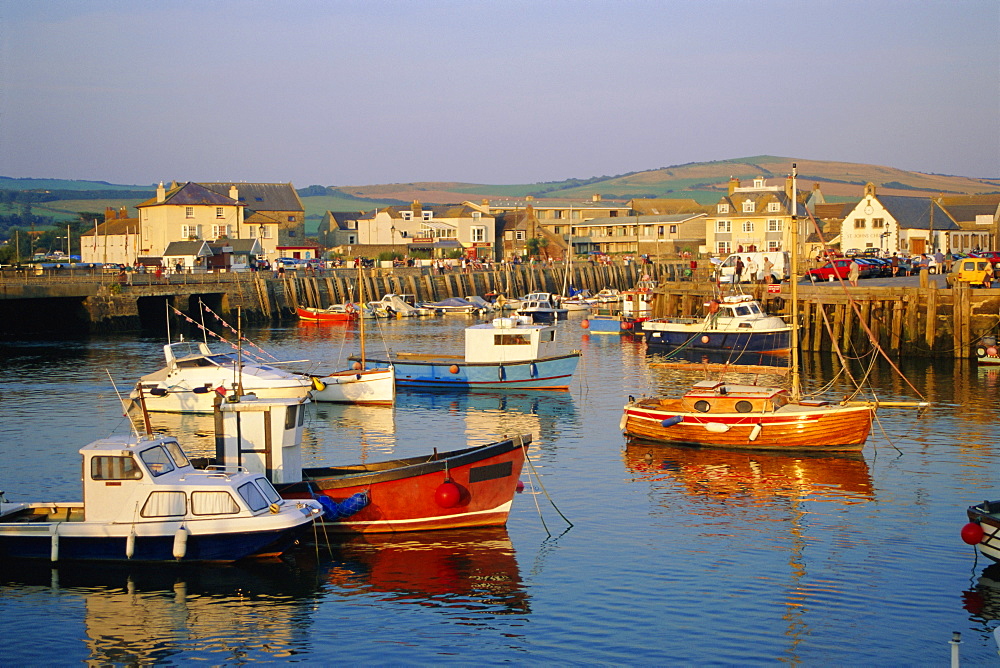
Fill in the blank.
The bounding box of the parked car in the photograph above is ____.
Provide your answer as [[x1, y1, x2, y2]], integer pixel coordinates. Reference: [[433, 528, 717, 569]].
[[974, 250, 1000, 269], [805, 258, 853, 281]]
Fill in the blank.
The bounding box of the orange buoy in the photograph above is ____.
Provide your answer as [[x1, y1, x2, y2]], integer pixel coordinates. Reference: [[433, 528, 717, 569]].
[[621, 321, 633, 330], [449, 364, 460, 374], [352, 361, 362, 370], [701, 335, 710, 344], [581, 320, 590, 329]]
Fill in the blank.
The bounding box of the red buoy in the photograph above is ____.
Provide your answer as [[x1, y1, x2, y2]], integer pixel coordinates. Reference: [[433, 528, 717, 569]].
[[352, 361, 362, 370], [581, 320, 590, 329], [961, 522, 985, 545], [621, 321, 632, 330], [988, 346, 999, 356], [435, 481, 461, 508], [516, 480, 525, 493]]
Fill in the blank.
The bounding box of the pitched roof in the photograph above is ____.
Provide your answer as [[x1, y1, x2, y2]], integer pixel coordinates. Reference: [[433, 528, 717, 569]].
[[209, 239, 261, 255], [163, 241, 213, 257], [201, 183, 304, 212], [878, 195, 959, 230], [79, 218, 140, 237], [138, 182, 239, 208], [629, 199, 706, 215]]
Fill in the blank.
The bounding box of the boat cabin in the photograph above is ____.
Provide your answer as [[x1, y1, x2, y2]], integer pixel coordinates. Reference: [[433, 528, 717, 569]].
[[680, 380, 790, 413], [465, 316, 560, 363], [215, 396, 308, 484]]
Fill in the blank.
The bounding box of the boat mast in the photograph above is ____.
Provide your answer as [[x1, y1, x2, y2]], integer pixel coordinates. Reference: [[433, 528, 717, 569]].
[[790, 164, 801, 401], [358, 264, 366, 366]]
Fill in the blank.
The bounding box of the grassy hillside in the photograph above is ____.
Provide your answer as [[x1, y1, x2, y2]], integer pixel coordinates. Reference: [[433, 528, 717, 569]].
[[4, 157, 997, 234]]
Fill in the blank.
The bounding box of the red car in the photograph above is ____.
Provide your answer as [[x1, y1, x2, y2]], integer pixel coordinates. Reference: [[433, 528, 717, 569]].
[[974, 251, 1000, 269], [806, 258, 853, 281]]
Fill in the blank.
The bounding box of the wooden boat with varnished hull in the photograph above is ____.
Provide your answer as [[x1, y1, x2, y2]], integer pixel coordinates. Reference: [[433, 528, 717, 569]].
[[622, 380, 873, 452]]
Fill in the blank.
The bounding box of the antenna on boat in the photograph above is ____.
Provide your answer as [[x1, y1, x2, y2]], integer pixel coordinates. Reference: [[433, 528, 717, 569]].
[[235, 306, 244, 399], [199, 298, 209, 345], [165, 300, 171, 344], [790, 163, 801, 402]]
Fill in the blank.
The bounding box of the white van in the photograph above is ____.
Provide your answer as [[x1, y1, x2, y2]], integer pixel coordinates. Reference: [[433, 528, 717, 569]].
[[716, 252, 790, 283]]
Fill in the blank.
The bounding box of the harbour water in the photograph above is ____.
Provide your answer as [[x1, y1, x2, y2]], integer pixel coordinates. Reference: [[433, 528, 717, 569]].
[[0, 313, 998, 664]]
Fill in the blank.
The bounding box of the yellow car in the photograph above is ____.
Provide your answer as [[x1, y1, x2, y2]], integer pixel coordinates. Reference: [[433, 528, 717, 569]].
[[951, 258, 994, 287]]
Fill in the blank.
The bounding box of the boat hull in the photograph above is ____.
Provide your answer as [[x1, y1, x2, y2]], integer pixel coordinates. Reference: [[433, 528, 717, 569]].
[[282, 435, 529, 533], [644, 325, 792, 353], [296, 306, 356, 322], [0, 505, 317, 563], [622, 400, 873, 452], [138, 383, 312, 414], [967, 501, 1000, 562], [310, 367, 395, 404], [358, 354, 580, 391]]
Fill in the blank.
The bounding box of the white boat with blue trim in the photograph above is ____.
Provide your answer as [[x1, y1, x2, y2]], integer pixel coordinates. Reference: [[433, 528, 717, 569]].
[[0, 431, 322, 563], [354, 316, 580, 391]]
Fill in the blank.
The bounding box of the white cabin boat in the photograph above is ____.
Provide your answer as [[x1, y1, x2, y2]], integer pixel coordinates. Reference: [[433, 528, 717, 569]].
[[0, 429, 321, 562], [133, 340, 311, 414], [516, 293, 568, 322]]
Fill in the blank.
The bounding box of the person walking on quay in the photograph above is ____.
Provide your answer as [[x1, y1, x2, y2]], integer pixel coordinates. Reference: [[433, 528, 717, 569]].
[[891, 253, 899, 277], [762, 256, 774, 284], [745, 257, 757, 283], [848, 257, 860, 287], [735, 256, 745, 283]]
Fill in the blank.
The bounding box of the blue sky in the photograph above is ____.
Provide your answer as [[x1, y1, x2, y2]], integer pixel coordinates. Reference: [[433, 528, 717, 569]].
[[1, 0, 997, 187]]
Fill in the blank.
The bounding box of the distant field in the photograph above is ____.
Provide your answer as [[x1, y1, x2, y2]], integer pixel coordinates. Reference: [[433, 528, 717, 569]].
[[30, 199, 145, 222]]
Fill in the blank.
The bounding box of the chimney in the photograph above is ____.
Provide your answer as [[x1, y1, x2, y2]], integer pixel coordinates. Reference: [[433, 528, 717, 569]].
[[156, 181, 165, 203], [592, 193, 601, 202], [728, 177, 740, 195], [412, 200, 422, 217], [482, 198, 489, 206], [120, 206, 127, 219], [229, 185, 239, 201], [105, 207, 116, 221]]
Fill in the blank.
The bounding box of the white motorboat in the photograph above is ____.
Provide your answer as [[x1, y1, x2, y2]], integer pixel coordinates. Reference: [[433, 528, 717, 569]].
[[516, 292, 569, 322], [0, 430, 322, 562], [133, 340, 311, 414]]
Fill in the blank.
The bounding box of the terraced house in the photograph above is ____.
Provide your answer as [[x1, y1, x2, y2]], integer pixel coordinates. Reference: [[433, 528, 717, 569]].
[[705, 176, 820, 257]]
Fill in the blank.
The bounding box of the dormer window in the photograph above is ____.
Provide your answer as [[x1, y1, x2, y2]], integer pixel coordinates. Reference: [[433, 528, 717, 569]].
[[754, 178, 765, 188], [718, 203, 729, 214], [402, 212, 412, 221], [472, 211, 481, 220], [422, 211, 432, 220], [767, 202, 780, 212], [742, 200, 755, 213]]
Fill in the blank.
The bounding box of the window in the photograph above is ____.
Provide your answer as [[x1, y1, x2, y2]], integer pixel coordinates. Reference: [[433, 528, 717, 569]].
[[669, 225, 677, 234], [182, 225, 193, 239], [742, 221, 755, 233], [657, 226, 664, 235], [257, 479, 282, 505], [91, 455, 142, 480], [212, 225, 224, 239], [284, 404, 304, 430], [768, 202, 780, 212], [717, 241, 731, 254], [767, 240, 780, 251], [238, 481, 268, 512], [192, 491, 240, 515], [140, 445, 175, 477], [422, 211, 432, 220], [141, 491, 186, 517], [767, 219, 783, 232], [471, 226, 487, 243], [163, 440, 190, 468], [718, 203, 730, 213], [854, 219, 867, 229], [553, 210, 563, 219], [515, 230, 525, 241], [553, 226, 562, 235], [402, 211, 412, 221], [872, 218, 885, 229], [742, 200, 755, 213], [288, 230, 296, 237], [472, 211, 481, 220], [754, 178, 765, 188], [288, 215, 296, 222], [216, 207, 224, 219], [185, 207, 194, 219], [495, 334, 531, 345], [716, 220, 732, 233], [609, 211, 618, 217]]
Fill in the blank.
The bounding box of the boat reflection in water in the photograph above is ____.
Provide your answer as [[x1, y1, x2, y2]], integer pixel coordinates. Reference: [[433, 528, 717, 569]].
[[962, 563, 1000, 623], [315, 527, 529, 615], [646, 347, 791, 370], [623, 440, 873, 503], [394, 388, 579, 445], [0, 560, 322, 665]]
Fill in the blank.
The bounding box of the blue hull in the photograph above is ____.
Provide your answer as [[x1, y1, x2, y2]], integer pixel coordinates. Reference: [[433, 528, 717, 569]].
[[584, 317, 624, 334], [366, 354, 580, 390], [644, 328, 791, 353], [0, 527, 308, 563]]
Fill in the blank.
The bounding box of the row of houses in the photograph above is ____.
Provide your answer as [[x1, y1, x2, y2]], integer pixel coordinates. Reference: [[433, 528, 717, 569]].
[[81, 177, 1000, 270]]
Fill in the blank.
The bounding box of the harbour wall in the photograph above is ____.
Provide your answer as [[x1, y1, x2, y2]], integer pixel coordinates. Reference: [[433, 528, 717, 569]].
[[1, 263, 997, 359]]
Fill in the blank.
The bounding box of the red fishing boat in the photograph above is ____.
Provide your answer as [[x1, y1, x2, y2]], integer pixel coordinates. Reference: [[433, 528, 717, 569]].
[[297, 303, 358, 323], [211, 396, 528, 534]]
